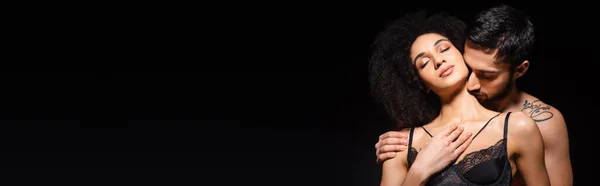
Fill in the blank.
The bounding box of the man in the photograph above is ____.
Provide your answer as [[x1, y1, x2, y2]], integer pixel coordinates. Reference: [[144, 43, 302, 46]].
[[374, 5, 572, 185]]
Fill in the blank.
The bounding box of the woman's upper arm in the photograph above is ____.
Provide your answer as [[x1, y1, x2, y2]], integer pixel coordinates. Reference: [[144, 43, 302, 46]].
[[510, 112, 550, 186], [381, 128, 411, 186], [381, 150, 408, 186]]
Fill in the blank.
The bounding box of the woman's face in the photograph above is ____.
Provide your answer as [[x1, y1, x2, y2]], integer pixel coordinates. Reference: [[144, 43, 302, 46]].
[[409, 33, 469, 94]]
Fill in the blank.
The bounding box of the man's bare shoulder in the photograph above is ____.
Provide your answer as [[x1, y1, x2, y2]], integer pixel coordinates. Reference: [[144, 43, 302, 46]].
[[518, 93, 572, 186], [518, 92, 568, 142], [518, 93, 565, 125]]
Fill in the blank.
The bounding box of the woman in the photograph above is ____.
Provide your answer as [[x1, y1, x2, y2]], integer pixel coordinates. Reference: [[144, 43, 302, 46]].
[[369, 11, 549, 185]]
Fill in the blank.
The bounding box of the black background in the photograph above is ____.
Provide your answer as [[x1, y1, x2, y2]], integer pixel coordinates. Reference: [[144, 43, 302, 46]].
[[3, 1, 596, 185]]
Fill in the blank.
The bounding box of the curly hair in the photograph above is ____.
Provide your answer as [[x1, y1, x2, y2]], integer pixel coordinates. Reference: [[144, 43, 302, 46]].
[[368, 11, 467, 129]]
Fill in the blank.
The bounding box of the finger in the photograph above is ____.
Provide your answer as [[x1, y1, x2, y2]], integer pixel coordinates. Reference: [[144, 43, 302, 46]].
[[379, 131, 407, 141], [381, 145, 407, 153], [383, 137, 408, 146], [453, 134, 473, 156], [377, 152, 397, 163], [437, 123, 459, 137], [450, 132, 472, 149], [445, 125, 464, 142]]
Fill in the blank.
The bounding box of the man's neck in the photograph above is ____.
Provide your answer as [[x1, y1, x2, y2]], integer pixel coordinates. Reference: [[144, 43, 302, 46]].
[[488, 85, 523, 112]]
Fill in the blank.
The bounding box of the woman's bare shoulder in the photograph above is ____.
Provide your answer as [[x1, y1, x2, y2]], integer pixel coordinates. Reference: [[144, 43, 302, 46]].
[[506, 111, 541, 139]]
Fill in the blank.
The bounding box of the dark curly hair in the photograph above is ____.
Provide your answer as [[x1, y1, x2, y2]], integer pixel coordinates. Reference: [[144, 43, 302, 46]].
[[467, 4, 535, 69], [368, 11, 467, 129]]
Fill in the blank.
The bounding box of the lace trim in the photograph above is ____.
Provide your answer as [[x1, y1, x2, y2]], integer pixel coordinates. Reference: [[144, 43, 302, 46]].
[[408, 138, 506, 174], [455, 138, 506, 175]]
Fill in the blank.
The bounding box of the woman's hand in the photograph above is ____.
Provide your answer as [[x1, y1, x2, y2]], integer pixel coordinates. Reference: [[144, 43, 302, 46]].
[[411, 123, 473, 176]]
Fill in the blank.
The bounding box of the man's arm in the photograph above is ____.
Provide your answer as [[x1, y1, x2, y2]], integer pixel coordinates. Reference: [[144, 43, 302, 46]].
[[535, 108, 573, 185], [521, 98, 573, 185]]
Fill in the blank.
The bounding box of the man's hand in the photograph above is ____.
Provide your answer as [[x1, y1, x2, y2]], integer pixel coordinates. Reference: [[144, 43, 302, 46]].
[[376, 131, 409, 163]]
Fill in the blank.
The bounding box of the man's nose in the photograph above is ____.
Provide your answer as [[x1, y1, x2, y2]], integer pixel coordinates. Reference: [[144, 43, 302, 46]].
[[467, 72, 481, 92]]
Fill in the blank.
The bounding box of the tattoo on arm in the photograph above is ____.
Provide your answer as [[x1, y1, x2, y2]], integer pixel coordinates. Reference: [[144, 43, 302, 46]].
[[521, 99, 553, 122]]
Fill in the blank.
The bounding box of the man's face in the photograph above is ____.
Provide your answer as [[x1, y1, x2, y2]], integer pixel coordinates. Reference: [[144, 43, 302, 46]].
[[463, 39, 514, 107]]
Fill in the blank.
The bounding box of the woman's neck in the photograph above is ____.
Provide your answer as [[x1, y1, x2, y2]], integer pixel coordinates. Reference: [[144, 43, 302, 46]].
[[433, 85, 492, 127]]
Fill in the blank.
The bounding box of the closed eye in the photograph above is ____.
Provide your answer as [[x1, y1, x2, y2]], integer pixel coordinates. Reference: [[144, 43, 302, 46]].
[[421, 60, 429, 69], [477, 72, 494, 80]]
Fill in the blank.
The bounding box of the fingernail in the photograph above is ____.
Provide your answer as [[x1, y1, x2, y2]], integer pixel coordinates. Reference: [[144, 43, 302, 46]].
[[399, 146, 406, 150], [391, 152, 396, 156]]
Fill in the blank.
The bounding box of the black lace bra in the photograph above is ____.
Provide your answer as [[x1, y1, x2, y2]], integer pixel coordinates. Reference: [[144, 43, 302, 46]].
[[407, 112, 513, 185]]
